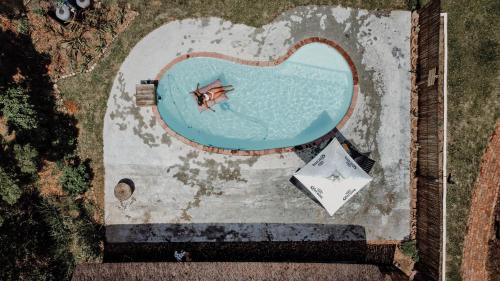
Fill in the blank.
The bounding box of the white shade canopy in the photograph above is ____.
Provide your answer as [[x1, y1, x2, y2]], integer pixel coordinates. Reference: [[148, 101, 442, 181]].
[[293, 138, 372, 216]]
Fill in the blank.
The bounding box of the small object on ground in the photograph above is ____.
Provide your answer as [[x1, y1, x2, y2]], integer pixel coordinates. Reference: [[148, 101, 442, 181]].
[[447, 173, 455, 184], [114, 181, 133, 201], [136, 82, 157, 106], [75, 0, 91, 9], [174, 250, 191, 262], [55, 4, 71, 22], [140, 79, 158, 85], [427, 67, 438, 86]]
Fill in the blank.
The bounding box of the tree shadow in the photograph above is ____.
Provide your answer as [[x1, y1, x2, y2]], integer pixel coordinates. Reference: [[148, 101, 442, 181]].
[[76, 200, 105, 259], [0, 191, 75, 280], [83, 158, 95, 183], [0, 28, 78, 160], [0, 14, 100, 281], [0, 0, 25, 18]]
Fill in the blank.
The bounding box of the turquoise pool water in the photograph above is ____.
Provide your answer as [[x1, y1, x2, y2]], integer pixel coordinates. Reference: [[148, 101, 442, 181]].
[[156, 43, 354, 151]]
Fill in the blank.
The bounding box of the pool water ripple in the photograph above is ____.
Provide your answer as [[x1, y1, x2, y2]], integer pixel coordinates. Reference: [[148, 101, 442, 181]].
[[156, 42, 354, 151]]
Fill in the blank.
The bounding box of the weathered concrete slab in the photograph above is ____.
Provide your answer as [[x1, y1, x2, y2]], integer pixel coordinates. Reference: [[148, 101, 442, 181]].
[[104, 6, 411, 242]]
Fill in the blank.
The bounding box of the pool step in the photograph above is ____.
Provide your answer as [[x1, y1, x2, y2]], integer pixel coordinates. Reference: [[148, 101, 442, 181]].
[[135, 84, 156, 106]]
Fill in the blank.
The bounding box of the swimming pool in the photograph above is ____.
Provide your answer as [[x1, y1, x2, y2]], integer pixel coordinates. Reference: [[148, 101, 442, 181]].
[[156, 40, 356, 152]]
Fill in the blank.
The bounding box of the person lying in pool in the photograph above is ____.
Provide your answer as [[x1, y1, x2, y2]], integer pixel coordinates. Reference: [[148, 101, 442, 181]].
[[192, 83, 234, 111]]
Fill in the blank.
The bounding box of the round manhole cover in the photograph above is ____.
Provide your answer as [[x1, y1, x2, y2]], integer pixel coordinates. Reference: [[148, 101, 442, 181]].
[[114, 181, 134, 201]]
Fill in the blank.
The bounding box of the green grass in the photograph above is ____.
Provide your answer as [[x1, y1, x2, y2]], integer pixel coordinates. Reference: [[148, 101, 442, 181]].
[[16, 17, 30, 35], [401, 240, 420, 263], [443, 0, 499, 280]]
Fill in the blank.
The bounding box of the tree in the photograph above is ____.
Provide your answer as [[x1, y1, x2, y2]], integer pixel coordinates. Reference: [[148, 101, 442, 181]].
[[0, 87, 38, 131], [60, 163, 90, 196], [13, 144, 39, 176], [0, 167, 22, 205]]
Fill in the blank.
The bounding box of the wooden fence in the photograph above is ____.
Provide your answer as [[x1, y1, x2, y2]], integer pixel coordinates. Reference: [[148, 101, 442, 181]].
[[414, 0, 445, 280]]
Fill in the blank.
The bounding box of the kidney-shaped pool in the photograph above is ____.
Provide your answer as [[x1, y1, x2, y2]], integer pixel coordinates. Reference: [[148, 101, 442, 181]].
[[155, 40, 357, 153]]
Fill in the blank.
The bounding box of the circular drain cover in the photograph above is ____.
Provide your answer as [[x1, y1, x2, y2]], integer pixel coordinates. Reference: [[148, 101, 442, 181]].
[[114, 182, 133, 201]]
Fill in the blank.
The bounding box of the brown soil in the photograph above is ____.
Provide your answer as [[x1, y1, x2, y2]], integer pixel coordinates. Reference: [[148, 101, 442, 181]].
[[393, 246, 414, 276], [0, 15, 14, 31], [64, 99, 79, 115], [38, 160, 64, 197]]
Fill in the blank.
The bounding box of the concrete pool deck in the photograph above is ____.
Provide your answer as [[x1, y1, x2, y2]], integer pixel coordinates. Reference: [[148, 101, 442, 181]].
[[104, 6, 412, 243]]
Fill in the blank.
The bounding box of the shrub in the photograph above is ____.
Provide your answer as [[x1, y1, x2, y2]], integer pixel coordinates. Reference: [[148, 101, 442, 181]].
[[13, 144, 39, 176], [17, 17, 30, 35], [60, 163, 90, 196], [47, 116, 78, 158], [32, 7, 45, 16], [0, 167, 22, 205], [0, 87, 38, 131], [400, 240, 419, 262]]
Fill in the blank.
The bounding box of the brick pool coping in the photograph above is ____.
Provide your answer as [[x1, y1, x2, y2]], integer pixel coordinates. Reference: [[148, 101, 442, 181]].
[[151, 37, 359, 156]]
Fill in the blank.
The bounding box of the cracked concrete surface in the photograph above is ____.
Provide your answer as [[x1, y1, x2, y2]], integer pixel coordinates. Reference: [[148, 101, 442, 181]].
[[104, 6, 411, 242]]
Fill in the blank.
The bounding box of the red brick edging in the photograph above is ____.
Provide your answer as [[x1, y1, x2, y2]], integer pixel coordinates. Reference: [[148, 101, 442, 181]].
[[461, 122, 500, 281], [152, 37, 359, 156]]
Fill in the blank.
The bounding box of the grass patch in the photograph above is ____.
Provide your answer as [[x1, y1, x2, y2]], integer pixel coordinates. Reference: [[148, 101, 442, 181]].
[[401, 240, 419, 263], [442, 0, 500, 280]]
